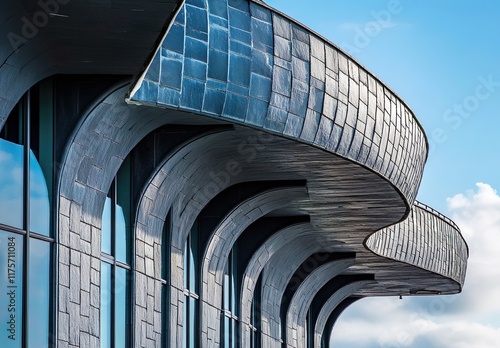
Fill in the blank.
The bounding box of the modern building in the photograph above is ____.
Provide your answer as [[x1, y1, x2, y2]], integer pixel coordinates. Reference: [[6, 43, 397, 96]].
[[0, 0, 468, 347]]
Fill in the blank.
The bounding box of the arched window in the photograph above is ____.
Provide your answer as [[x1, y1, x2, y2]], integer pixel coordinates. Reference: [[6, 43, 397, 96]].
[[100, 157, 132, 348], [0, 81, 54, 348]]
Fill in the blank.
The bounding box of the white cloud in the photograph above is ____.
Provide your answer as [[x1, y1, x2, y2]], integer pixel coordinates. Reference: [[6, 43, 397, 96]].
[[331, 183, 500, 347]]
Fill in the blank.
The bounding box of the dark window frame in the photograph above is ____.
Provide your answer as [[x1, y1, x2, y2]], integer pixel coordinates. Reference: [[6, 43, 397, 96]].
[[100, 158, 133, 348], [0, 83, 55, 348]]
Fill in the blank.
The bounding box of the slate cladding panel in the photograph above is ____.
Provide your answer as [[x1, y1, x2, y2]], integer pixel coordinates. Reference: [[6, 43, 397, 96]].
[[366, 202, 468, 285], [130, 0, 428, 205]]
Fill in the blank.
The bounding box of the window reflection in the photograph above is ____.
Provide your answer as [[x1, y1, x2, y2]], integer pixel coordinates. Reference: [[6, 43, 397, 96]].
[[100, 262, 112, 348], [28, 239, 50, 348], [115, 205, 127, 264], [29, 151, 50, 236], [221, 245, 238, 348], [101, 197, 112, 255], [0, 231, 24, 348], [100, 158, 132, 348], [0, 139, 24, 230], [115, 158, 131, 264], [114, 268, 130, 348], [0, 82, 54, 347]]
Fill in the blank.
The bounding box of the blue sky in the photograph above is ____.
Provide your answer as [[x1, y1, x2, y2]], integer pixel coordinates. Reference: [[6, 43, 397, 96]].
[[267, 0, 500, 212], [266, 1, 500, 347]]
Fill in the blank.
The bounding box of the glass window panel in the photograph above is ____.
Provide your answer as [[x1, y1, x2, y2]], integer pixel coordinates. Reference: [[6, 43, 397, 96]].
[[224, 316, 230, 348], [304, 314, 308, 346], [231, 264, 236, 314], [101, 197, 112, 255], [29, 151, 50, 236], [231, 318, 236, 348], [35, 79, 53, 205], [100, 262, 112, 348], [188, 297, 197, 348], [182, 295, 188, 348], [0, 139, 24, 229], [161, 285, 168, 347], [278, 321, 282, 342], [0, 231, 23, 348], [189, 243, 196, 292], [188, 222, 198, 292], [0, 105, 23, 145], [183, 241, 189, 290], [223, 262, 229, 310], [28, 238, 50, 348], [231, 246, 238, 315], [116, 159, 131, 265], [115, 205, 127, 264], [162, 213, 170, 281], [114, 268, 130, 348]]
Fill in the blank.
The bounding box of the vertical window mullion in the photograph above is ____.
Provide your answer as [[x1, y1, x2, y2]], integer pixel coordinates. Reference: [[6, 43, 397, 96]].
[[42, 78, 56, 347], [0, 82, 54, 347]]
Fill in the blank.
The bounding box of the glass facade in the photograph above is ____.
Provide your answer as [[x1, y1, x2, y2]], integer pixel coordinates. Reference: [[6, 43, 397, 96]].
[[221, 243, 238, 348], [0, 231, 24, 348], [183, 222, 199, 348], [161, 211, 171, 348], [0, 83, 54, 348], [28, 239, 51, 346], [100, 158, 132, 348], [250, 275, 262, 348]]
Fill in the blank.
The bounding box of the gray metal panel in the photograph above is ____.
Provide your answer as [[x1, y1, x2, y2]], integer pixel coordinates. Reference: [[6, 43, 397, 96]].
[[365, 202, 468, 288]]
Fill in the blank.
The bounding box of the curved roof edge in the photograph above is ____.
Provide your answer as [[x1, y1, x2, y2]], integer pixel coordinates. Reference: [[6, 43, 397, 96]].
[[250, 0, 429, 153], [365, 202, 468, 288], [126, 0, 428, 209]]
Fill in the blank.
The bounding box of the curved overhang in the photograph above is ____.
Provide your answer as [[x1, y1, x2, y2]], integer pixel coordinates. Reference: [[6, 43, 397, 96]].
[[365, 201, 468, 291], [127, 0, 428, 209], [124, 0, 467, 294]]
